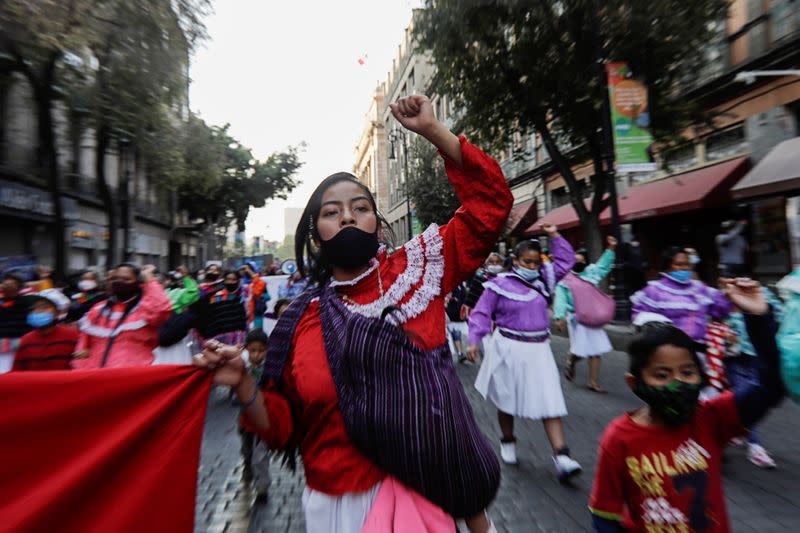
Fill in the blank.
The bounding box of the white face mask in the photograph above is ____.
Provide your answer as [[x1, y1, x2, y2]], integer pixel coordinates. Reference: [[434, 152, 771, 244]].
[[486, 265, 504, 274], [78, 280, 97, 292]]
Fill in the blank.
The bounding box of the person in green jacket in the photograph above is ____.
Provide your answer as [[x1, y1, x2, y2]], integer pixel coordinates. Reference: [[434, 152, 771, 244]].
[[554, 235, 617, 392], [166, 266, 200, 313], [777, 267, 800, 406], [154, 266, 200, 365]]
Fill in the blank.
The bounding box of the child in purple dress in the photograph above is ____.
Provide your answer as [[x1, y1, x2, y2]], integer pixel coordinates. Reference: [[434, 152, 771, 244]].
[[467, 224, 582, 481]]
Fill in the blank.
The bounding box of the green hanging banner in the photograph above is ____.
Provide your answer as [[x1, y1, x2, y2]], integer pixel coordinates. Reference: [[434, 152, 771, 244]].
[[606, 62, 657, 173]]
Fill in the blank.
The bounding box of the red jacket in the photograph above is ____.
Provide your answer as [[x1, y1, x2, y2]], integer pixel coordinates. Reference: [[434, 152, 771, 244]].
[[72, 280, 173, 369]]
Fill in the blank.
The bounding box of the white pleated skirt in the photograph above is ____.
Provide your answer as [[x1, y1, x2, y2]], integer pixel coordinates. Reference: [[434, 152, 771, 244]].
[[152, 335, 193, 365], [566, 315, 612, 358], [475, 330, 567, 420], [0, 351, 14, 373], [302, 483, 381, 533]]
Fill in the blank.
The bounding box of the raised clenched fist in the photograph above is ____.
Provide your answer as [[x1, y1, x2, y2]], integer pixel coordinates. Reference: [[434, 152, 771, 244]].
[[389, 95, 438, 137]]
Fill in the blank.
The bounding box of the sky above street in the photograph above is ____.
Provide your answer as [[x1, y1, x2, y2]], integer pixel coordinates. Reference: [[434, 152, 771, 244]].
[[190, 0, 422, 243]]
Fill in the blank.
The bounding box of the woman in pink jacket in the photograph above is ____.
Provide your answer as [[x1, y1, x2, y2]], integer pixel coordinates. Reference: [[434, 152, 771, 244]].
[[72, 264, 173, 369]]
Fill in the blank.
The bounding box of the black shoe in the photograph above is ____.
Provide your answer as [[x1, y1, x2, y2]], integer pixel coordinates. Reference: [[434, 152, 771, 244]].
[[564, 355, 576, 382], [254, 491, 268, 505], [458, 353, 468, 364]]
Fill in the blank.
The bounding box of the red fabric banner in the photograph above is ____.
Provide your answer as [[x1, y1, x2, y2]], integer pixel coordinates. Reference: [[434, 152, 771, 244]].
[[0, 366, 212, 533]]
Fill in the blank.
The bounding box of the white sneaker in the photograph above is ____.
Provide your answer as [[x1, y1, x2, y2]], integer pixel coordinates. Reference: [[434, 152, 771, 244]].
[[499, 441, 518, 465], [554, 454, 582, 482], [730, 437, 746, 447], [747, 444, 777, 469]]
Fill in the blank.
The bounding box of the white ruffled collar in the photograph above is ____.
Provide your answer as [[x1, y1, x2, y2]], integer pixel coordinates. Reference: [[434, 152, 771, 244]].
[[329, 257, 381, 288], [336, 225, 444, 324]]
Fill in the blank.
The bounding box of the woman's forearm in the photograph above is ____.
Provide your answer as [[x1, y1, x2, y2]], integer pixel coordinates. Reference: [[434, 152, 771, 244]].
[[422, 122, 462, 167], [235, 374, 270, 431]]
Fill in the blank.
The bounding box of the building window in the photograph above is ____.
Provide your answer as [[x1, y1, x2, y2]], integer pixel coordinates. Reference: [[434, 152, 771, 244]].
[[749, 18, 768, 56], [729, 0, 771, 64], [747, 0, 764, 20], [773, 0, 800, 42], [706, 125, 747, 161], [549, 181, 592, 210], [407, 68, 415, 94], [664, 143, 698, 173], [690, 20, 727, 85], [537, 136, 551, 164], [550, 187, 570, 209]]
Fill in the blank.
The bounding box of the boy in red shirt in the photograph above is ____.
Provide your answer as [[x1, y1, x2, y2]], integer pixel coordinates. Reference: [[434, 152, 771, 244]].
[[13, 289, 78, 371], [589, 279, 784, 533]]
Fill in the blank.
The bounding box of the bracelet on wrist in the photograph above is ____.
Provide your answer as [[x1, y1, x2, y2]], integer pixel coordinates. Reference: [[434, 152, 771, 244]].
[[235, 385, 259, 409]]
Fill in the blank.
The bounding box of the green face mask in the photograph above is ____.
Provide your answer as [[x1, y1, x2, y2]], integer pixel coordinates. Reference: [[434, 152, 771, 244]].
[[634, 379, 702, 426]]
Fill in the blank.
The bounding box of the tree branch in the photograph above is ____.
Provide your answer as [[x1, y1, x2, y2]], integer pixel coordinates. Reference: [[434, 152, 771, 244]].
[[535, 115, 588, 219], [589, 136, 608, 215]]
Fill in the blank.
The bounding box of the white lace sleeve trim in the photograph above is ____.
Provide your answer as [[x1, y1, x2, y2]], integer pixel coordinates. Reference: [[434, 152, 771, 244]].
[[652, 279, 697, 296], [342, 224, 443, 323], [650, 280, 714, 306], [484, 282, 538, 302], [631, 293, 702, 311], [394, 224, 445, 322]]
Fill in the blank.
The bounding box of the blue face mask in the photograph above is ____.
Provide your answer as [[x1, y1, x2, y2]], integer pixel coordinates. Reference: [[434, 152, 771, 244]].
[[27, 312, 55, 329], [514, 266, 540, 282], [668, 270, 693, 283]]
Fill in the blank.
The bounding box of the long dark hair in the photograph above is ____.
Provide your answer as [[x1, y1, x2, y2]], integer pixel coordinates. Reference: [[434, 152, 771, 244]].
[[660, 246, 687, 271], [513, 239, 541, 257], [295, 172, 395, 284]]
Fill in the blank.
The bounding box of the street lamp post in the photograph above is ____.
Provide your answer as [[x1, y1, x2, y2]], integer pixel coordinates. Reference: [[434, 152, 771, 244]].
[[118, 135, 133, 263], [591, 0, 630, 321], [734, 70, 800, 84], [388, 128, 414, 242]]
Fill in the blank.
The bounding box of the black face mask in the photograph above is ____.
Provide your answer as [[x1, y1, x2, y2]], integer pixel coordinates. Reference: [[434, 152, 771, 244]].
[[224, 283, 239, 293], [320, 226, 379, 270], [110, 281, 140, 301], [205, 272, 219, 282], [572, 262, 587, 274], [634, 379, 702, 426]]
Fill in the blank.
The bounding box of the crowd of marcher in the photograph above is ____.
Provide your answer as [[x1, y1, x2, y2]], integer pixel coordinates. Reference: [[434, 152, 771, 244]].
[[3, 94, 799, 533], [0, 261, 299, 373], [190, 96, 799, 533]]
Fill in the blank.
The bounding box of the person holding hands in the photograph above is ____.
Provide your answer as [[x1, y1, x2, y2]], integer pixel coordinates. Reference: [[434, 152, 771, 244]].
[[194, 94, 513, 533]]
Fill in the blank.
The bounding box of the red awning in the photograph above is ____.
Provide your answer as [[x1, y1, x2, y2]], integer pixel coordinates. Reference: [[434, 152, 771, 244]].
[[524, 156, 750, 236], [505, 198, 538, 236]]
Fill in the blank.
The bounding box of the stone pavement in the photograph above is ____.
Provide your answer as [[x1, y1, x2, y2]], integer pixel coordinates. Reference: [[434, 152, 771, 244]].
[[195, 337, 800, 532]]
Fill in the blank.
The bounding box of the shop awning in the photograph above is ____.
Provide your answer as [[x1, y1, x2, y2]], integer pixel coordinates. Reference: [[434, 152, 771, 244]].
[[504, 198, 538, 236], [524, 156, 750, 236], [731, 137, 800, 200]]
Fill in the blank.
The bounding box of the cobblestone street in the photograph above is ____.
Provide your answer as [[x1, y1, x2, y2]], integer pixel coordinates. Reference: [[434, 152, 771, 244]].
[[195, 336, 800, 532]]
